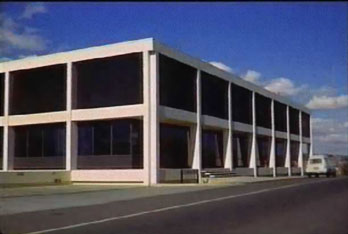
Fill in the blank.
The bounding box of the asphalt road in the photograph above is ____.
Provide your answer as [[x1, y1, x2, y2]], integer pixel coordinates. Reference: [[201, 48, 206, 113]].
[[1, 177, 348, 234]]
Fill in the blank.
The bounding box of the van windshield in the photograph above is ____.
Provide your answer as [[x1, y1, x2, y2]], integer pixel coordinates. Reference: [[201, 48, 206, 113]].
[[310, 159, 322, 164]]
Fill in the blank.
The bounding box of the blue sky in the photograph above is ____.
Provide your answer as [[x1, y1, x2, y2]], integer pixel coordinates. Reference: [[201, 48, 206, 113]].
[[1, 2, 347, 154]]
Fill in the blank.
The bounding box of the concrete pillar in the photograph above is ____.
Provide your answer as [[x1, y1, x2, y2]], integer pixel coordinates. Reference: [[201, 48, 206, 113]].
[[66, 62, 77, 171], [298, 111, 304, 176], [2, 72, 10, 171], [309, 115, 313, 158], [269, 99, 276, 177], [192, 70, 202, 182], [249, 91, 258, 177], [224, 82, 233, 170], [149, 52, 160, 185], [285, 106, 292, 176], [143, 51, 151, 185]]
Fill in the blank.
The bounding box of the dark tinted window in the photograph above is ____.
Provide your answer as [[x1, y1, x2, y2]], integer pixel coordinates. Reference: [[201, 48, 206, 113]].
[[232, 83, 252, 124], [201, 72, 228, 119], [0, 73, 4, 116], [14, 123, 66, 158], [302, 112, 310, 137], [10, 64, 66, 115], [202, 130, 224, 168], [74, 53, 143, 109], [159, 54, 196, 112], [255, 93, 271, 128], [160, 124, 190, 168], [274, 101, 287, 132], [77, 119, 143, 169], [290, 107, 299, 135]]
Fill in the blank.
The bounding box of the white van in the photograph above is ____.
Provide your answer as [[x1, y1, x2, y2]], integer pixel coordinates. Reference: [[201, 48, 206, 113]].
[[306, 155, 337, 178]]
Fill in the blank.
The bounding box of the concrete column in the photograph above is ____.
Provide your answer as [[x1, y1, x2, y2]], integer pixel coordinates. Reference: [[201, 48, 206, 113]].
[[269, 99, 276, 177], [149, 52, 160, 185], [192, 70, 202, 182], [66, 62, 77, 170], [285, 106, 292, 176], [143, 51, 151, 185], [224, 82, 233, 170], [249, 91, 258, 177], [2, 72, 10, 171], [298, 111, 304, 176], [309, 115, 313, 157]]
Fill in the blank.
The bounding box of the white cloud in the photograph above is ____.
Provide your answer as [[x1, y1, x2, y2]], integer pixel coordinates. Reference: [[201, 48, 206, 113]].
[[312, 117, 348, 154], [306, 95, 348, 110], [209, 61, 234, 73], [0, 14, 47, 53], [264, 77, 307, 96], [21, 3, 47, 19], [242, 70, 261, 85]]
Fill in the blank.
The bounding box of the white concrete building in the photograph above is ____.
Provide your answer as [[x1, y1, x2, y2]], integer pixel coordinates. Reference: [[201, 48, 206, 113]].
[[0, 38, 312, 185]]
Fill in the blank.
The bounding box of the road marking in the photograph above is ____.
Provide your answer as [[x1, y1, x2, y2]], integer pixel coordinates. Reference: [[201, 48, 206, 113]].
[[26, 178, 337, 234]]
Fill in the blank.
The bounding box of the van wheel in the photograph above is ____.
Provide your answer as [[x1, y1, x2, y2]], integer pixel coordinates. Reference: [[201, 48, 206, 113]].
[[315, 174, 319, 178], [326, 173, 330, 178], [307, 174, 311, 178]]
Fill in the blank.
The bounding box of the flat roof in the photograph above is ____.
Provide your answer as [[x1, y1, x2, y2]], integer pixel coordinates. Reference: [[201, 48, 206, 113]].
[[0, 37, 310, 113]]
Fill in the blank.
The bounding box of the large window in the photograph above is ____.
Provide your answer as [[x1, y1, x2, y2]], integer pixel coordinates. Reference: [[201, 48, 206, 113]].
[[290, 140, 299, 167], [274, 101, 287, 132], [160, 124, 190, 169], [13, 123, 66, 169], [77, 118, 143, 169], [201, 72, 228, 119], [10, 64, 66, 115], [233, 132, 252, 168], [255, 93, 271, 128], [275, 138, 287, 167], [257, 136, 271, 167], [0, 73, 4, 116], [302, 112, 310, 137], [232, 83, 252, 124], [202, 130, 224, 168], [0, 128, 2, 169], [290, 107, 299, 135], [74, 53, 143, 109], [159, 54, 196, 112]]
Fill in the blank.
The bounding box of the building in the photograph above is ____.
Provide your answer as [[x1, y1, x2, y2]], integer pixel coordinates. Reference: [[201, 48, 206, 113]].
[[0, 38, 312, 185]]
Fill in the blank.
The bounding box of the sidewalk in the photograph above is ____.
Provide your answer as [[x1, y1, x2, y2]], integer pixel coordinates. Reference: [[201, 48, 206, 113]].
[[0, 176, 305, 216]]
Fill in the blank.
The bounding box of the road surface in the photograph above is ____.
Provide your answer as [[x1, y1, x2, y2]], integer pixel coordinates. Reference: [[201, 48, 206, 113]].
[[1, 177, 347, 234]]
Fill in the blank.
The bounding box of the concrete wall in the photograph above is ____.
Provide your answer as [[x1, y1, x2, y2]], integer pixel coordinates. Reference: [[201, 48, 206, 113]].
[[0, 171, 70, 186]]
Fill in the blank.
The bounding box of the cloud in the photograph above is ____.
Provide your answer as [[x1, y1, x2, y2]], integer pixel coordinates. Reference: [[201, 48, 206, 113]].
[[264, 77, 307, 96], [312, 117, 348, 154], [209, 61, 234, 73], [306, 95, 348, 110], [21, 3, 47, 19], [0, 14, 47, 53], [242, 70, 262, 85]]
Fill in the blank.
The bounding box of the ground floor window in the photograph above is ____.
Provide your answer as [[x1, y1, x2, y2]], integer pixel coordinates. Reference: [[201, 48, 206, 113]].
[[160, 123, 190, 169], [275, 138, 287, 167], [0, 128, 3, 169], [302, 143, 310, 168], [77, 118, 143, 169], [290, 141, 299, 167], [13, 123, 66, 169], [233, 132, 251, 168], [257, 136, 271, 167], [202, 129, 224, 169]]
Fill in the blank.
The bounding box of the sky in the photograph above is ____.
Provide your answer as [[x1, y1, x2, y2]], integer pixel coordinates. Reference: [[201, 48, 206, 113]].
[[1, 2, 347, 155]]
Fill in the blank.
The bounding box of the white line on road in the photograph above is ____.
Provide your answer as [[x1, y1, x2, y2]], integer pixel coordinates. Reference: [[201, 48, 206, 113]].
[[26, 178, 338, 234]]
